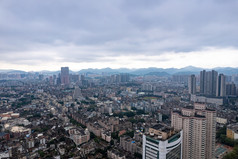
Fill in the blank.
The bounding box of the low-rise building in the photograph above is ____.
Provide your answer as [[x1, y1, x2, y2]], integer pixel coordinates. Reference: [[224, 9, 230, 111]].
[[68, 128, 90, 145], [227, 123, 238, 140], [120, 136, 142, 155], [107, 149, 126, 159], [216, 117, 227, 125]]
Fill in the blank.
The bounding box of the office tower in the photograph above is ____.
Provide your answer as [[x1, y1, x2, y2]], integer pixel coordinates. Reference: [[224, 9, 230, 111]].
[[226, 83, 236, 96], [200, 70, 218, 96], [171, 103, 216, 159], [142, 124, 183, 159], [216, 74, 226, 97], [188, 74, 196, 94], [61, 67, 70, 85]]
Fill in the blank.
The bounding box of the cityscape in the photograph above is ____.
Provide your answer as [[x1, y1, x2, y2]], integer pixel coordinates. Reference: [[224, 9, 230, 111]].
[[1, 0, 238, 159], [0, 67, 238, 159]]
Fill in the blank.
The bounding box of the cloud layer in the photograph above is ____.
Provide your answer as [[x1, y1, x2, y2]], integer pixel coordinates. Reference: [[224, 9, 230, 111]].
[[0, 0, 238, 71]]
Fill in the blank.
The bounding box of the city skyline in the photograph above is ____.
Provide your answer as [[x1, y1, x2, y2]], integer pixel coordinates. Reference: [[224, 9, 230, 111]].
[[0, 0, 238, 71]]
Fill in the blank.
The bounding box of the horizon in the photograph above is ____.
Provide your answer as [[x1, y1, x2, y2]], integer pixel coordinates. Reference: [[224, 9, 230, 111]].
[[1, 65, 238, 73]]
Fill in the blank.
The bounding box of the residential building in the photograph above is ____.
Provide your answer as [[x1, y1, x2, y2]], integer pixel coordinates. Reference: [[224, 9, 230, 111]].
[[216, 74, 226, 97], [120, 136, 142, 155], [200, 70, 218, 96], [68, 128, 90, 145], [188, 74, 196, 94], [171, 103, 216, 159], [226, 83, 236, 96], [227, 123, 238, 140], [107, 149, 126, 159]]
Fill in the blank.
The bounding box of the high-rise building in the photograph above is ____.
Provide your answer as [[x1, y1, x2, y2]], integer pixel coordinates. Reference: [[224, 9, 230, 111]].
[[61, 67, 70, 85], [171, 103, 216, 159], [226, 83, 236, 96], [120, 73, 130, 83], [216, 74, 226, 97], [39, 74, 44, 81], [188, 74, 196, 94], [142, 124, 183, 159], [200, 70, 218, 96]]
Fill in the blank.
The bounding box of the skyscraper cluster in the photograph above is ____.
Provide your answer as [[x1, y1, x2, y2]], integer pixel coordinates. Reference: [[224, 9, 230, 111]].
[[188, 70, 228, 97]]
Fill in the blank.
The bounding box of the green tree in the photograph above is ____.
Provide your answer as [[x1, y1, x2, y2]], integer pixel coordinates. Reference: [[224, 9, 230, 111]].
[[223, 146, 238, 159]]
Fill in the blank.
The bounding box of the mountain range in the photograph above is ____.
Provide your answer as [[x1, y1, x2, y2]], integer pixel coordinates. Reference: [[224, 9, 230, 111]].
[[1, 66, 238, 76]]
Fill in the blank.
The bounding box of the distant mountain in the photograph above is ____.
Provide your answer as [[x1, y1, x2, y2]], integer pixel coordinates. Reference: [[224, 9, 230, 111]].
[[1, 66, 238, 76], [130, 67, 165, 75], [145, 72, 171, 76], [0, 70, 26, 74], [78, 67, 133, 74], [214, 67, 238, 75]]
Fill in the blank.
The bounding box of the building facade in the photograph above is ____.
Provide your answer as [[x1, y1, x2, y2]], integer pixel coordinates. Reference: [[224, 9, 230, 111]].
[[200, 70, 218, 96], [188, 74, 196, 94], [216, 74, 226, 97], [226, 82, 236, 96], [61, 67, 70, 85], [227, 123, 238, 140], [171, 103, 216, 159], [142, 124, 183, 159]]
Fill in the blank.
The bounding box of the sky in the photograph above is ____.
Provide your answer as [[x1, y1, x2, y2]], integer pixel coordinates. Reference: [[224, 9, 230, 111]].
[[0, 0, 238, 71]]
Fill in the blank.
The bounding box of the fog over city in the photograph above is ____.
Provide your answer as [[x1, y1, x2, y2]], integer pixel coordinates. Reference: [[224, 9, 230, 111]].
[[1, 0, 238, 71]]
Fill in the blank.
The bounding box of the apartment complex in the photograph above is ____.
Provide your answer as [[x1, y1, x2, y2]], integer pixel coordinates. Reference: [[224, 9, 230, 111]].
[[171, 103, 216, 159]]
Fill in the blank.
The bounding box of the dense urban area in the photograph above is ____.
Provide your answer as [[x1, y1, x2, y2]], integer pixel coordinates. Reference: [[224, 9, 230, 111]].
[[0, 67, 238, 159]]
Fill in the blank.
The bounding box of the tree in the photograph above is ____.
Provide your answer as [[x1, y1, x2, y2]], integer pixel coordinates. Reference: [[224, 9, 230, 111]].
[[223, 146, 238, 159], [111, 132, 119, 139], [110, 140, 114, 145]]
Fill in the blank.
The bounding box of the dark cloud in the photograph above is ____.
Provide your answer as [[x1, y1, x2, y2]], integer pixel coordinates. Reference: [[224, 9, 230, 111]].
[[0, 0, 237, 66]]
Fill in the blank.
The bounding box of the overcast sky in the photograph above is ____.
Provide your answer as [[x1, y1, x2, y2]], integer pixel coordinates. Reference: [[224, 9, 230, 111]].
[[0, 0, 238, 71]]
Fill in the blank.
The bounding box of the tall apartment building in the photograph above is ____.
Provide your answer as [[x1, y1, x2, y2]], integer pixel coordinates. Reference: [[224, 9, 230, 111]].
[[200, 70, 218, 96], [188, 74, 196, 94], [216, 74, 226, 97], [142, 124, 183, 159], [171, 103, 216, 159], [226, 82, 236, 96], [61, 67, 70, 85]]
